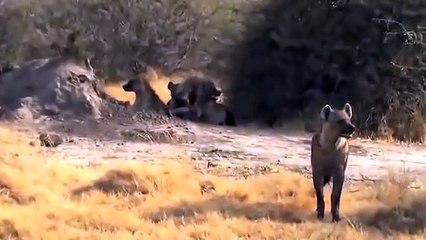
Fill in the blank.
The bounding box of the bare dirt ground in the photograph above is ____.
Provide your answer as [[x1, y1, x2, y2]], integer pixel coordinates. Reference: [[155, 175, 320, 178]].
[[4, 122, 426, 240], [13, 114, 426, 185], [1, 54, 424, 184]]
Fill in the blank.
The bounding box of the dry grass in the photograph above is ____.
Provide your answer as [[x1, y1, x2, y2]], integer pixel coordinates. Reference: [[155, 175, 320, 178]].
[[0, 125, 425, 239]]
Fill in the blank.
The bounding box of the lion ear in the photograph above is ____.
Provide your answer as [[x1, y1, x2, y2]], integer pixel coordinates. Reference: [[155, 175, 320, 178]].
[[320, 104, 333, 121]]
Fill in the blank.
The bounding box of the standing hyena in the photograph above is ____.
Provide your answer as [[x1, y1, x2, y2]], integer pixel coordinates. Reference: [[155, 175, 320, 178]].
[[310, 103, 356, 222]]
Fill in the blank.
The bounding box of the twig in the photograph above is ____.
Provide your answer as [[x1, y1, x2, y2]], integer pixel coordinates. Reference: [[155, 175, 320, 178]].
[[372, 18, 426, 46]]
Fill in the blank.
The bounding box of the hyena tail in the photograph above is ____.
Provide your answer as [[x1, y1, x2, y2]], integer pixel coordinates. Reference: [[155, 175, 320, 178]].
[[225, 109, 237, 127]]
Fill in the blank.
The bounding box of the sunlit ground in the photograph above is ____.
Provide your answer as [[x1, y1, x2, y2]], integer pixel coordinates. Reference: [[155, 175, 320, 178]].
[[0, 124, 424, 239]]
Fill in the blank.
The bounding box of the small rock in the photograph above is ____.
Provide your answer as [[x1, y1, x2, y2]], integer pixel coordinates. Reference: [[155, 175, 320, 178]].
[[39, 133, 64, 147], [200, 180, 216, 195], [286, 190, 296, 197], [43, 104, 59, 116], [259, 165, 271, 173], [207, 161, 218, 168], [14, 106, 34, 121]]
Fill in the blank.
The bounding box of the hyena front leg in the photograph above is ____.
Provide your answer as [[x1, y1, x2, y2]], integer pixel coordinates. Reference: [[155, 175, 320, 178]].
[[312, 172, 325, 220], [331, 171, 345, 222]]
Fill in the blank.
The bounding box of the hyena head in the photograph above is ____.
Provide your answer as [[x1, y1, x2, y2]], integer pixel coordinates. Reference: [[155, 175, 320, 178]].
[[200, 81, 222, 99], [320, 103, 356, 139], [168, 80, 222, 106], [167, 81, 189, 105], [122, 78, 144, 93], [191, 80, 222, 107]]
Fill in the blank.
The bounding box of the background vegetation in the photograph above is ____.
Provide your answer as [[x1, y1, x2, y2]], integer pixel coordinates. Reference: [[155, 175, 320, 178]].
[[1, 0, 426, 142]]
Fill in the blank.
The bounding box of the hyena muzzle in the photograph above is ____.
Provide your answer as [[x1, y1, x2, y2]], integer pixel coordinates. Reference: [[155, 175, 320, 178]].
[[310, 102, 355, 222]]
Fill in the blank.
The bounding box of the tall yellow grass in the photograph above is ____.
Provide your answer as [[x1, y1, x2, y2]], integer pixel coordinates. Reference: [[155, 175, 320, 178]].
[[0, 124, 424, 239]]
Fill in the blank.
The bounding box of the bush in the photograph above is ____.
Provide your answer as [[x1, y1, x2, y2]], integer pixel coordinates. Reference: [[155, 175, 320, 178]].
[[226, 0, 426, 142], [0, 0, 244, 79], [1, 0, 425, 142]]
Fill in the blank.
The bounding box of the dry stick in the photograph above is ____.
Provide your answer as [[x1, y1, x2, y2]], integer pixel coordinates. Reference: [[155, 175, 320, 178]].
[[175, 5, 241, 69], [372, 17, 426, 46], [372, 18, 426, 72]]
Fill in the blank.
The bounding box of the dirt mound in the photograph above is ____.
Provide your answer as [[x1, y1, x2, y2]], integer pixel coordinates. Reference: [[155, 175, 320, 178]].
[[0, 57, 196, 144], [0, 56, 129, 121], [227, 0, 426, 142]]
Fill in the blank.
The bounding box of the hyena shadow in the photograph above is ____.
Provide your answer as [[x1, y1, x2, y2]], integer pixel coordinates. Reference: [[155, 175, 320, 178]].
[[147, 196, 307, 224]]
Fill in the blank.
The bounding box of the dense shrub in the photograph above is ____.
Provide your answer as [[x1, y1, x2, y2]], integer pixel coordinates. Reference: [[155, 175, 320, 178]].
[[0, 0, 244, 79], [226, 0, 426, 142]]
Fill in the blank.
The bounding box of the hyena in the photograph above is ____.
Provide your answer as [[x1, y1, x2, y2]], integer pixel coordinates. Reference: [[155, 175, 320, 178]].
[[165, 78, 218, 118], [193, 100, 237, 126], [165, 80, 196, 119], [166, 81, 190, 109], [166, 77, 221, 108], [310, 103, 356, 222], [166, 79, 237, 126], [122, 75, 165, 112]]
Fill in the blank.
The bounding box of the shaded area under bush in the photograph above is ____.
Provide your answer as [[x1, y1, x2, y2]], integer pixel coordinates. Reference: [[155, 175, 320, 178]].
[[226, 0, 426, 142]]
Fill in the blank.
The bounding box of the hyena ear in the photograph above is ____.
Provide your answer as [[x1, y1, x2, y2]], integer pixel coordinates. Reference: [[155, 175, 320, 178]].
[[122, 80, 129, 88], [124, 79, 135, 88], [343, 103, 353, 119], [167, 81, 175, 91], [320, 104, 333, 121]]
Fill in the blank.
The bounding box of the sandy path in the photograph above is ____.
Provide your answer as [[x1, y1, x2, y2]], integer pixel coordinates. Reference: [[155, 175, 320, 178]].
[[14, 117, 423, 183], [186, 123, 426, 181]]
